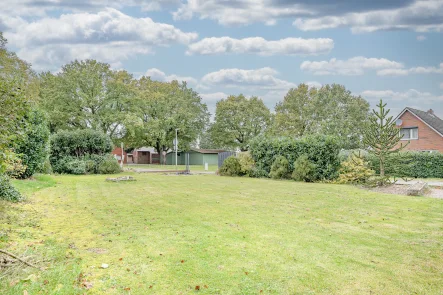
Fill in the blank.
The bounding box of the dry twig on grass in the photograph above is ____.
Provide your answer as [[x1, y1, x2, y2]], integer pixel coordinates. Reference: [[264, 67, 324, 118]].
[[0, 249, 39, 269]]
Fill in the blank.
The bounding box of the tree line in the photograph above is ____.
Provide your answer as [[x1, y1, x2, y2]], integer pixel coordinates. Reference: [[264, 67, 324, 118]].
[[1, 31, 372, 180]]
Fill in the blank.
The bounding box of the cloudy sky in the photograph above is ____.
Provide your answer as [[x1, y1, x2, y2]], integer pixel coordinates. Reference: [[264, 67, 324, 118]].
[[1, 0, 442, 117]]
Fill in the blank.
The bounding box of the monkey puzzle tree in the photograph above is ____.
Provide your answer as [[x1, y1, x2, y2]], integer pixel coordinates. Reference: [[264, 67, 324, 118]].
[[363, 99, 408, 177]]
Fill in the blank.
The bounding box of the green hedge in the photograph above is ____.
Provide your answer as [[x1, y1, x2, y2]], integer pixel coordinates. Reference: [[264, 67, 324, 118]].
[[366, 152, 443, 178], [249, 135, 341, 180], [50, 130, 117, 175], [0, 174, 22, 202]]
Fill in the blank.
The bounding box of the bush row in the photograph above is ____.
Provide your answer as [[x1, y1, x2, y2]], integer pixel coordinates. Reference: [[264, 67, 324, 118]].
[[249, 135, 341, 181], [365, 152, 443, 179], [52, 155, 121, 175]]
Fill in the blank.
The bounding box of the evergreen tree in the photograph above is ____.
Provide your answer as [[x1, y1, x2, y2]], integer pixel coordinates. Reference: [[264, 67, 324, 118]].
[[363, 100, 408, 177]]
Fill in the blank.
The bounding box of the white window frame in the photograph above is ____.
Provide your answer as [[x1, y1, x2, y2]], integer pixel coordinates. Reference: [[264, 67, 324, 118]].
[[400, 127, 418, 140]]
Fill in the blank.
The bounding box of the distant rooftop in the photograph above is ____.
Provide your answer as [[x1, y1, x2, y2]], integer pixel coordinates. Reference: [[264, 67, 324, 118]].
[[404, 107, 443, 136]]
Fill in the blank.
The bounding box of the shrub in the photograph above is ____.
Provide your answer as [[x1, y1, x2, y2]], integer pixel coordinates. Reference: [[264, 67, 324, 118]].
[[219, 156, 242, 176], [292, 154, 316, 182], [366, 151, 443, 179], [337, 154, 374, 184], [269, 156, 290, 179], [249, 134, 340, 180], [98, 156, 122, 174], [38, 159, 53, 174], [0, 174, 23, 202], [50, 130, 113, 175], [50, 129, 113, 164], [14, 109, 50, 179], [238, 152, 255, 176], [5, 154, 26, 178]]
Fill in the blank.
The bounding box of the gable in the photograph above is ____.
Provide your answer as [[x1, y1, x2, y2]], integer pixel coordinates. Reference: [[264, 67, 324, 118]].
[[397, 109, 443, 138]]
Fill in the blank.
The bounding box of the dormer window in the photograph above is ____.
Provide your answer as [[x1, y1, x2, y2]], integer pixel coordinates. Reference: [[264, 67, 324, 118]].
[[400, 127, 418, 140]]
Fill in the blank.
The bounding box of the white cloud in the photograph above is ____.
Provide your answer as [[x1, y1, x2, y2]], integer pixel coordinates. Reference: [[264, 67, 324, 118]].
[[300, 57, 404, 76], [377, 63, 443, 76], [201, 67, 296, 90], [3, 8, 197, 71], [361, 89, 443, 103], [144, 68, 198, 85], [293, 0, 443, 33], [173, 0, 312, 26], [186, 37, 334, 56], [172, 0, 443, 33], [417, 35, 427, 41]]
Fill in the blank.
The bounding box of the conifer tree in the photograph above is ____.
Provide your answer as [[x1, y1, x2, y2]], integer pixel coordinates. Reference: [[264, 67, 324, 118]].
[[363, 100, 408, 177]]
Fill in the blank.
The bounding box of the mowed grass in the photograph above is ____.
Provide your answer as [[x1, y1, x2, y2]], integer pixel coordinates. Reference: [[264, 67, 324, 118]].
[[1, 173, 443, 294], [125, 164, 218, 172]]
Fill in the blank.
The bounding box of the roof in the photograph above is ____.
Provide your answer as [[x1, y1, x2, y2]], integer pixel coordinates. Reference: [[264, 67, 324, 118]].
[[190, 148, 226, 154], [397, 107, 443, 137], [166, 148, 226, 154]]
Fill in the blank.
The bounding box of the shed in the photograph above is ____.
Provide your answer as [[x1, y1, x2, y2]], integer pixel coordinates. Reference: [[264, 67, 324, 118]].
[[166, 148, 225, 165], [111, 147, 127, 164]]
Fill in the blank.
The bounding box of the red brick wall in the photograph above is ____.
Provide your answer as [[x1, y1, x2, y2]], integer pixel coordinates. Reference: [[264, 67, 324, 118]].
[[395, 111, 443, 152], [111, 147, 127, 164]]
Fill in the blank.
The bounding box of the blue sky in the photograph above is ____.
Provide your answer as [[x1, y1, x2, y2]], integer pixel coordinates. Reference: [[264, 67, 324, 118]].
[[1, 0, 442, 117]]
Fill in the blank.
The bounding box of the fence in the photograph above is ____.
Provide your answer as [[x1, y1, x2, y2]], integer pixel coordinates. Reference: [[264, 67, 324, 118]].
[[218, 151, 237, 168]]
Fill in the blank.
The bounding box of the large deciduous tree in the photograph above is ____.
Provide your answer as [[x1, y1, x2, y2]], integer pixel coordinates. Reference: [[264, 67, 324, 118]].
[[124, 78, 209, 156], [39, 60, 135, 139], [0, 32, 36, 173], [363, 100, 408, 177], [273, 84, 370, 149], [210, 94, 271, 151]]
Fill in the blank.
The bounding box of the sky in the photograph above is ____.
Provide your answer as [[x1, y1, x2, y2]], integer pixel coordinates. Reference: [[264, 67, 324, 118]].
[[1, 0, 442, 117]]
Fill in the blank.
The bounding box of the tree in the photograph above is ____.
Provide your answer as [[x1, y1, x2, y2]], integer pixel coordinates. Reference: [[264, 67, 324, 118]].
[[273, 84, 370, 149], [363, 100, 408, 177], [14, 109, 50, 178], [210, 94, 271, 151], [0, 32, 36, 173], [124, 78, 209, 157], [39, 60, 135, 139]]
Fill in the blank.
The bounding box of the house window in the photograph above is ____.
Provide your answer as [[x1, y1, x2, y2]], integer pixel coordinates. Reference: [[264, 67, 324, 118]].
[[400, 127, 418, 140]]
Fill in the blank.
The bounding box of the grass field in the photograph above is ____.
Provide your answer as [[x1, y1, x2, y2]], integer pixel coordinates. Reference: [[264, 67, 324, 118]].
[[125, 164, 218, 172], [1, 173, 443, 294]]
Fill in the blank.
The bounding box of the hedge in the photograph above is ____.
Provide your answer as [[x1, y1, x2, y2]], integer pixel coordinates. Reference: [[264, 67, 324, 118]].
[[366, 152, 443, 179], [249, 135, 341, 180], [50, 129, 117, 175]]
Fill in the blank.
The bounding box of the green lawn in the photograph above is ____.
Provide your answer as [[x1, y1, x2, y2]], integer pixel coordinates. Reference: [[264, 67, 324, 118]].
[[125, 164, 218, 172], [1, 173, 443, 294]]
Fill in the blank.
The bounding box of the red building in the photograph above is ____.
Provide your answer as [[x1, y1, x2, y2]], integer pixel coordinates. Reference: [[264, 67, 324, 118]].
[[111, 147, 127, 164], [394, 107, 443, 153]]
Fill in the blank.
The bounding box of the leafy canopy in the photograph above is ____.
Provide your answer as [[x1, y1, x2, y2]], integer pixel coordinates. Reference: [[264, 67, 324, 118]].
[[273, 84, 370, 149], [210, 94, 271, 151]]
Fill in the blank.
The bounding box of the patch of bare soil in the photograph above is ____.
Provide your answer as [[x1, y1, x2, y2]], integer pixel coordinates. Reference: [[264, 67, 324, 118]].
[[369, 184, 443, 199]]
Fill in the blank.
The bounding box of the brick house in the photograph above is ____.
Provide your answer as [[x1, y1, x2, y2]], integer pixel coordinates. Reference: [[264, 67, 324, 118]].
[[111, 147, 127, 164], [130, 147, 161, 164], [394, 107, 443, 153]]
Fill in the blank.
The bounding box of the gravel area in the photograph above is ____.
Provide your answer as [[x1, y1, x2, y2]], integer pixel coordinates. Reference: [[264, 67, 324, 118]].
[[369, 184, 443, 199]]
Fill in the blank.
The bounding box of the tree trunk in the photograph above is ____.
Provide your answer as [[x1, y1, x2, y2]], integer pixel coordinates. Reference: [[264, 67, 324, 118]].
[[379, 156, 385, 177]]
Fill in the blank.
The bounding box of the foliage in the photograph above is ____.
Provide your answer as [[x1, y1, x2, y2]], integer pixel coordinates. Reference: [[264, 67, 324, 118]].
[[50, 129, 114, 174], [4, 154, 26, 179], [269, 156, 290, 179], [292, 154, 317, 182], [98, 156, 122, 174], [39, 60, 135, 138], [337, 153, 374, 184], [13, 109, 50, 178], [0, 174, 22, 202], [0, 33, 37, 173], [366, 152, 443, 179], [210, 94, 271, 151], [124, 78, 209, 158], [237, 152, 255, 176], [363, 100, 408, 177], [249, 134, 341, 181], [219, 156, 242, 176], [273, 84, 370, 149]]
